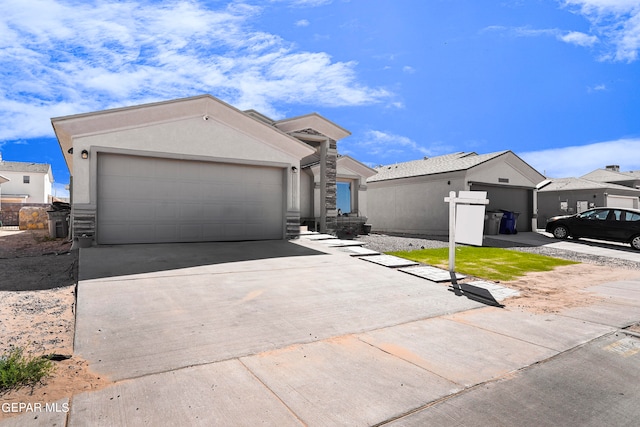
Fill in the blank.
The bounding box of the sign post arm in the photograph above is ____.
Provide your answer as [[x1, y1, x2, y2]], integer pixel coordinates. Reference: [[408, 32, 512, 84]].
[[447, 191, 456, 272]]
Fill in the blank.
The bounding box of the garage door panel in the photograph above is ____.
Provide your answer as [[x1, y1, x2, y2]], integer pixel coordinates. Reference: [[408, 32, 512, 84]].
[[155, 202, 179, 220], [127, 201, 157, 219], [158, 160, 180, 180], [178, 203, 205, 221], [156, 225, 179, 241], [97, 154, 284, 244], [128, 178, 157, 199]]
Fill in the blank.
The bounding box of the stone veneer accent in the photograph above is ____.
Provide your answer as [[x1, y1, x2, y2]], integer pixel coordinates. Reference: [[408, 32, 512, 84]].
[[286, 215, 300, 240], [325, 147, 337, 233], [71, 207, 96, 239]]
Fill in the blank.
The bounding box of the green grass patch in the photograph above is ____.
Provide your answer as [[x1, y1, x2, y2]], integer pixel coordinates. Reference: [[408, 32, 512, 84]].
[[0, 348, 55, 392], [387, 246, 578, 281]]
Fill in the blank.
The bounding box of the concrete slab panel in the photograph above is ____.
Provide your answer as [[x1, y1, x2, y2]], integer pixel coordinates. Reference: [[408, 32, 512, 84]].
[[464, 281, 520, 301], [76, 248, 483, 380], [445, 307, 616, 352], [303, 234, 338, 240], [68, 360, 301, 427], [388, 333, 640, 427], [241, 336, 460, 426], [399, 266, 465, 282], [359, 317, 556, 387], [321, 240, 364, 248], [79, 240, 329, 281], [586, 281, 640, 305], [318, 239, 365, 247], [559, 301, 640, 328], [0, 398, 68, 427], [361, 254, 419, 268], [339, 246, 380, 256]]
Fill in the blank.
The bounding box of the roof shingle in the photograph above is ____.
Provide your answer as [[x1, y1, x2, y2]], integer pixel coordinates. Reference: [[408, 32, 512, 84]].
[[0, 161, 51, 174], [367, 151, 509, 182]]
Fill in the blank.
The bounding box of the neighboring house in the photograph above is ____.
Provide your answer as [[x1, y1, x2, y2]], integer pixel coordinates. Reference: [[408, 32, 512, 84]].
[[52, 94, 374, 245], [366, 151, 545, 235], [0, 156, 54, 204], [537, 177, 640, 228], [0, 174, 9, 215], [581, 165, 640, 190]]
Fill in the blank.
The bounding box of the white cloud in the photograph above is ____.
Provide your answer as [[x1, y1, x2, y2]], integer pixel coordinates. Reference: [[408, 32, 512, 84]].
[[348, 130, 442, 158], [0, 0, 390, 141], [482, 25, 559, 37], [559, 31, 599, 46], [519, 138, 640, 177], [402, 66, 416, 74], [295, 19, 310, 27], [485, 2, 640, 61], [587, 83, 607, 92], [270, 0, 333, 6], [562, 0, 640, 61]]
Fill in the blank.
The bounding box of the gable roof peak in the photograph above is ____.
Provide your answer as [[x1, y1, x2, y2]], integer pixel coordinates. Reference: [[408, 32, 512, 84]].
[[274, 112, 351, 141]]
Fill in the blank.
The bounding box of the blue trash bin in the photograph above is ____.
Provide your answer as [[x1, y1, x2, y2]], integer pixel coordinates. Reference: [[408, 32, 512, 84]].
[[499, 210, 518, 234]]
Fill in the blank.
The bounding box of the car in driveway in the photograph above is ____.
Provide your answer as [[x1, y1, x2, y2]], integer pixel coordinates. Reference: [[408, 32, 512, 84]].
[[545, 207, 640, 250]]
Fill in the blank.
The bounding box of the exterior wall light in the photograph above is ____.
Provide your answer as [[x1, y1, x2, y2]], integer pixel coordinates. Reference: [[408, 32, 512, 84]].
[[291, 166, 298, 173], [81, 150, 89, 159]]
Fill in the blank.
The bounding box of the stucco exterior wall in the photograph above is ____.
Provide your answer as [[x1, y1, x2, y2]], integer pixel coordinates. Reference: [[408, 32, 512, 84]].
[[0, 171, 52, 203], [466, 154, 541, 188], [71, 116, 302, 205], [367, 174, 466, 235], [300, 168, 313, 218]]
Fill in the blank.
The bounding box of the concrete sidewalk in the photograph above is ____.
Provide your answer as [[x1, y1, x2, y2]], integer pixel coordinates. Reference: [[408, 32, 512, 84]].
[[4, 238, 640, 426]]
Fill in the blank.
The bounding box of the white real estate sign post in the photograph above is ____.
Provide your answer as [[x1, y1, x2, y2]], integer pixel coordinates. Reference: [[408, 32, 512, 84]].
[[444, 191, 489, 273]]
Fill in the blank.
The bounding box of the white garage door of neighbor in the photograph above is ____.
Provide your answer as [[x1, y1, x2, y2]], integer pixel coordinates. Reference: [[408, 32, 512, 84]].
[[97, 154, 284, 244], [606, 195, 637, 209]]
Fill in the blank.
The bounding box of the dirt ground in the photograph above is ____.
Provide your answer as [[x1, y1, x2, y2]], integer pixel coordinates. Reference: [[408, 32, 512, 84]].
[[0, 229, 109, 421], [0, 230, 638, 421], [500, 263, 640, 313]]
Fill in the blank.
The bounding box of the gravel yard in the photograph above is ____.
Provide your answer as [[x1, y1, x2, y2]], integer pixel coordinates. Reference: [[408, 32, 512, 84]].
[[357, 233, 640, 270], [0, 230, 106, 421]]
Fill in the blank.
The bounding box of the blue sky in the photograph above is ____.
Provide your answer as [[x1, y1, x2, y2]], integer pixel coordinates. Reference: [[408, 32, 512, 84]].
[[2, 0, 640, 198]]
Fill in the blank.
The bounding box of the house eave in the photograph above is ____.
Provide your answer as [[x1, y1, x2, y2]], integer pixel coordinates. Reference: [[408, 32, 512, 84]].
[[274, 113, 351, 141], [337, 155, 377, 178], [51, 94, 316, 175]]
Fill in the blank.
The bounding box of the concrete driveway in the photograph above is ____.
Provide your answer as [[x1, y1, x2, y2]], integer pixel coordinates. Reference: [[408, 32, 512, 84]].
[[73, 240, 483, 382], [4, 236, 640, 426]]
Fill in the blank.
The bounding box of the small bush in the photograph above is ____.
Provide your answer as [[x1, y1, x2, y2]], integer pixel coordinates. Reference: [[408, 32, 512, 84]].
[[0, 347, 55, 392]]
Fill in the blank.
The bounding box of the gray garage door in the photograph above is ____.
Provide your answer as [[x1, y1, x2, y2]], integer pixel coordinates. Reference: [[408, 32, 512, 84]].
[[97, 154, 284, 244], [471, 184, 533, 232]]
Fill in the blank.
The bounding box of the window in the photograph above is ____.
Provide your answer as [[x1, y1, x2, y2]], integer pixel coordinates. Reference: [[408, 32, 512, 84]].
[[580, 209, 609, 220], [337, 182, 351, 215], [624, 211, 640, 222], [23, 175, 30, 184]]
